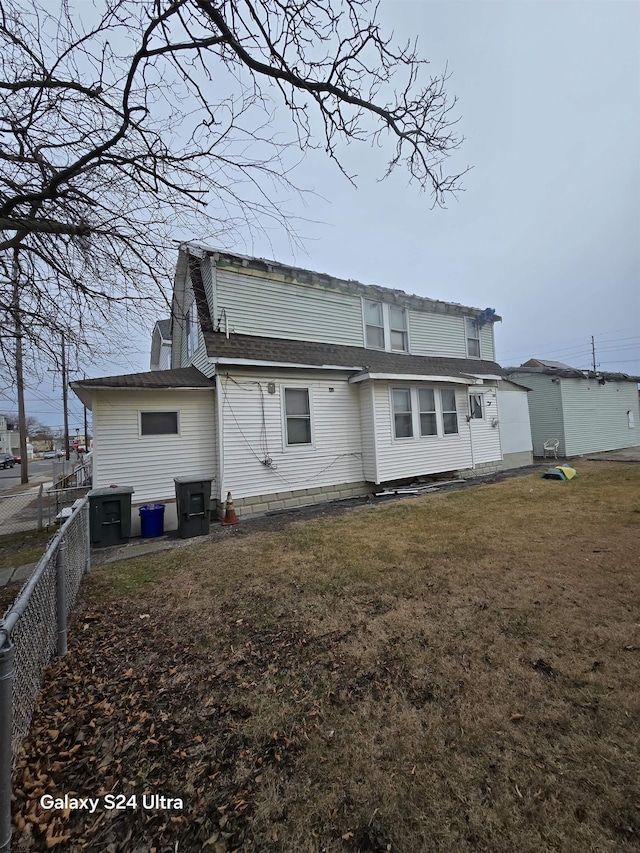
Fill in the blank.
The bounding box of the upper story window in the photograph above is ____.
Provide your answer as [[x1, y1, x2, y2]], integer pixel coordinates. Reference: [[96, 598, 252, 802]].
[[364, 299, 409, 352], [283, 387, 312, 446], [364, 300, 385, 349], [465, 317, 480, 358]]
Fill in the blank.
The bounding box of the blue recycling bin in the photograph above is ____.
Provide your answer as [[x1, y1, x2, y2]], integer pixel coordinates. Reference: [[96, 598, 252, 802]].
[[138, 503, 165, 538]]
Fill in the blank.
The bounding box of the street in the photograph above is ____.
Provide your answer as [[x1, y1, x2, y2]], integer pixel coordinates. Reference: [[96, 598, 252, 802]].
[[0, 459, 54, 494]]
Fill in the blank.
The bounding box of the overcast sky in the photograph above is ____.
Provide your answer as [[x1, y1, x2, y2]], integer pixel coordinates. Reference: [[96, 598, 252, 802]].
[[11, 0, 640, 428]]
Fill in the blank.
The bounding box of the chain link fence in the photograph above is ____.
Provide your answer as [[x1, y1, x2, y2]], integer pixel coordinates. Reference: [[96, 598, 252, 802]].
[[0, 457, 92, 538], [0, 497, 91, 853]]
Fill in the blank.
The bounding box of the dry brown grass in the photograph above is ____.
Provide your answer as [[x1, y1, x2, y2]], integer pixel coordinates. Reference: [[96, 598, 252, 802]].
[[12, 461, 640, 852]]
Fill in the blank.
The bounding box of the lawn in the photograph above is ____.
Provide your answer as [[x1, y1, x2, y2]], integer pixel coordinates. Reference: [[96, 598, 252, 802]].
[[11, 461, 640, 852]]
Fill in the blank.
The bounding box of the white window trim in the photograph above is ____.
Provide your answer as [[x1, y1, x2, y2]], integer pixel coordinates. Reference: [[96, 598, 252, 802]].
[[138, 410, 181, 438], [465, 317, 481, 360], [389, 386, 461, 443], [363, 298, 410, 353], [281, 385, 315, 450]]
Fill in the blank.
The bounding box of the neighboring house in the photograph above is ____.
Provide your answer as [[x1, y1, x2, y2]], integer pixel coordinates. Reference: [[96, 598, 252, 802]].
[[505, 362, 640, 457], [150, 319, 172, 371], [0, 415, 14, 456], [71, 245, 534, 534]]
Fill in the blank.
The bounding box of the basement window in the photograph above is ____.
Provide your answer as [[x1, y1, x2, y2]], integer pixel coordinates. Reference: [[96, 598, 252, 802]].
[[140, 411, 179, 436]]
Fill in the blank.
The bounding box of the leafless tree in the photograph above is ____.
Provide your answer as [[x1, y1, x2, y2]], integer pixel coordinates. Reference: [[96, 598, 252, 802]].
[[0, 0, 466, 357]]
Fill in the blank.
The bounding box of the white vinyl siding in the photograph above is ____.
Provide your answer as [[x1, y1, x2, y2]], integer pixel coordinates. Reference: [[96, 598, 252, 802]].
[[507, 373, 564, 456], [358, 382, 378, 482], [218, 370, 364, 501], [560, 378, 640, 455], [479, 323, 496, 361], [215, 267, 364, 345], [407, 312, 467, 358], [92, 389, 217, 503]]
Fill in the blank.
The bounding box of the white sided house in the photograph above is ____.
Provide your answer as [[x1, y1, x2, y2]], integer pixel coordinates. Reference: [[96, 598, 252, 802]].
[[506, 361, 640, 458], [71, 246, 533, 534]]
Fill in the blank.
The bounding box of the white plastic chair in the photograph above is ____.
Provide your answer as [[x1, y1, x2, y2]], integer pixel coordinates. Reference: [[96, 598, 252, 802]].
[[543, 439, 559, 459]]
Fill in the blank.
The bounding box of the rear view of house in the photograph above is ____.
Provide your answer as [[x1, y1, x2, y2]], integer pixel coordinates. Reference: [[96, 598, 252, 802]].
[[72, 245, 533, 533]]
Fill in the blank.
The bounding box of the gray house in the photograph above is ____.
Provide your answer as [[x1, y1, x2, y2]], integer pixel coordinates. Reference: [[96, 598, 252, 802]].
[[506, 361, 640, 457]]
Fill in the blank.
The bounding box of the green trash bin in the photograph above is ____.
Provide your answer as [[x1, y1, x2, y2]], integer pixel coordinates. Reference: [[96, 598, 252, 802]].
[[174, 477, 212, 539], [88, 486, 134, 547]]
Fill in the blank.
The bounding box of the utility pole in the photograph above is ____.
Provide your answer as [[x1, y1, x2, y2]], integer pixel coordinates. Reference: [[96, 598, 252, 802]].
[[61, 333, 70, 461], [591, 335, 597, 372], [11, 248, 28, 484]]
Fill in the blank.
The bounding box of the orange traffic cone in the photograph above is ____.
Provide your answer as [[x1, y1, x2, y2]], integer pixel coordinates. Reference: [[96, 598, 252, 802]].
[[221, 491, 239, 525]]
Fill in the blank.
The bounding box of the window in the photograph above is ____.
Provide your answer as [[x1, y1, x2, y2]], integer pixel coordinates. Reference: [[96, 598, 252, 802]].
[[441, 389, 459, 435], [392, 388, 413, 438], [140, 411, 179, 436], [364, 299, 409, 352], [466, 317, 480, 358], [365, 300, 385, 349], [284, 388, 312, 445], [418, 388, 437, 436], [390, 307, 408, 352], [469, 393, 483, 419]]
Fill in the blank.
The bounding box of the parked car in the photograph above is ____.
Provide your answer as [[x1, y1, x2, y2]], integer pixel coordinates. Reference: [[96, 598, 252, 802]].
[[1, 454, 15, 469], [13, 455, 20, 463], [43, 450, 64, 459]]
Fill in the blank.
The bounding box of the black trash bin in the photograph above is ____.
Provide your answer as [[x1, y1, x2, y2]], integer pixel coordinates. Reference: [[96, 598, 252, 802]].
[[174, 477, 213, 539], [88, 486, 134, 548]]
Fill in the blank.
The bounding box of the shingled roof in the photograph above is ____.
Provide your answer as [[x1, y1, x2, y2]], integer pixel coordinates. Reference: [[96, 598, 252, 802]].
[[203, 331, 505, 378]]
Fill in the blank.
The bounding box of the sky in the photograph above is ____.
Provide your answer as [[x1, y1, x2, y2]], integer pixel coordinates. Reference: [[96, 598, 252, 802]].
[[6, 0, 640, 429]]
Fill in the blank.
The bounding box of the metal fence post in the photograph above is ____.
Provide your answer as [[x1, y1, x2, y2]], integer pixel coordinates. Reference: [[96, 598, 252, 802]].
[[84, 499, 91, 575], [37, 484, 43, 533], [0, 634, 15, 853], [56, 540, 68, 657]]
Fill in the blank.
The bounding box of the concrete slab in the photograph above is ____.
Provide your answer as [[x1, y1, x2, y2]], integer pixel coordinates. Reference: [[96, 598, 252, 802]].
[[11, 563, 37, 584], [0, 567, 14, 587]]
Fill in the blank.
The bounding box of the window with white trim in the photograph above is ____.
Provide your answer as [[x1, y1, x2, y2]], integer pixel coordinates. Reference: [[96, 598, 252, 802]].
[[465, 317, 480, 359], [390, 307, 408, 352], [469, 393, 483, 419], [364, 299, 409, 352], [365, 299, 385, 349], [418, 388, 437, 436], [392, 388, 413, 438], [441, 388, 459, 435], [140, 411, 179, 436], [284, 387, 312, 445]]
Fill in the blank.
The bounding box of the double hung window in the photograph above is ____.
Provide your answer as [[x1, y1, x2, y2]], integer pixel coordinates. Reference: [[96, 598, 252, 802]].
[[284, 388, 312, 445], [441, 389, 459, 435], [364, 300, 385, 349], [364, 299, 409, 352], [418, 389, 437, 436], [465, 317, 481, 359], [392, 388, 413, 438], [186, 301, 198, 359]]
